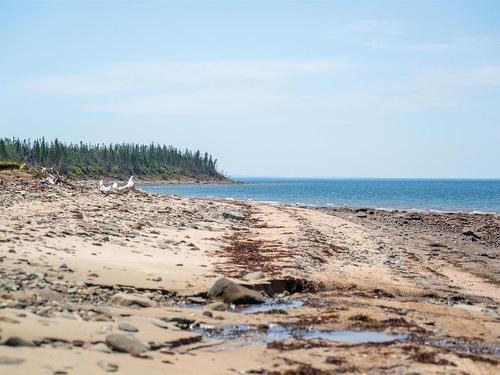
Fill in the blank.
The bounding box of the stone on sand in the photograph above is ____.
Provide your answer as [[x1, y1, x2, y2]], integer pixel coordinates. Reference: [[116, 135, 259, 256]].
[[150, 318, 170, 329], [4, 336, 35, 347], [205, 301, 228, 311], [109, 293, 156, 308], [118, 322, 138, 332], [105, 333, 149, 355], [208, 278, 265, 305], [222, 209, 245, 221], [244, 271, 266, 281]]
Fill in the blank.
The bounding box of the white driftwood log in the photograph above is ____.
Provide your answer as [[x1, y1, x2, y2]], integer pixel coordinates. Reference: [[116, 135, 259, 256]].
[[99, 176, 135, 195]]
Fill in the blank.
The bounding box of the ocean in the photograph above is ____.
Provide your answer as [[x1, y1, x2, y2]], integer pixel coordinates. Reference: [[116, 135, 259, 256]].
[[140, 178, 500, 214]]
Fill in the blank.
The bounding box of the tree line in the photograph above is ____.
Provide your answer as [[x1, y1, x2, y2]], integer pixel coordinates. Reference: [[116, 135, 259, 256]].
[[0, 138, 225, 180]]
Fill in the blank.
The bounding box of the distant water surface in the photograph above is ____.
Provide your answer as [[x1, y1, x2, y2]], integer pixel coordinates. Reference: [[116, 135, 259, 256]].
[[141, 178, 500, 214]]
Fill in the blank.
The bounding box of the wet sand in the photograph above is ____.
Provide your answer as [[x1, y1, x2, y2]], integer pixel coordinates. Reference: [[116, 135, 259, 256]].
[[0, 171, 498, 374]]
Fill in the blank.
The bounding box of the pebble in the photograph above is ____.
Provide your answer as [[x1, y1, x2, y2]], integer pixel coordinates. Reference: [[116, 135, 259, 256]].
[[4, 336, 35, 347], [150, 318, 170, 329], [118, 322, 138, 332]]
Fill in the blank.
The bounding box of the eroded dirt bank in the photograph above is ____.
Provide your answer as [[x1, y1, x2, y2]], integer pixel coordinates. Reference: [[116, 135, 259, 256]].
[[0, 173, 498, 374]]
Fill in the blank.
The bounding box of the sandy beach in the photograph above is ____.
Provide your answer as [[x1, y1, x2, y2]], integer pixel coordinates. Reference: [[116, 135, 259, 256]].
[[0, 171, 498, 374]]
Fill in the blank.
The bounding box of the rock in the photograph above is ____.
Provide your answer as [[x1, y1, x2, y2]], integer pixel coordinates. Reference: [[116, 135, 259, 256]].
[[118, 322, 138, 332], [150, 318, 170, 329], [95, 305, 111, 315], [4, 336, 35, 347], [109, 293, 156, 308], [222, 209, 245, 221], [244, 271, 266, 281], [105, 334, 149, 355], [35, 288, 64, 303], [0, 357, 26, 365], [187, 296, 206, 304], [168, 317, 195, 330], [208, 278, 265, 305], [90, 343, 112, 353], [202, 311, 213, 318], [205, 301, 228, 311]]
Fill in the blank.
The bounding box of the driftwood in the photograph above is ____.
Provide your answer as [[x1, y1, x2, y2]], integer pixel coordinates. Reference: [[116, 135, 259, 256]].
[[99, 176, 135, 195], [32, 166, 70, 185]]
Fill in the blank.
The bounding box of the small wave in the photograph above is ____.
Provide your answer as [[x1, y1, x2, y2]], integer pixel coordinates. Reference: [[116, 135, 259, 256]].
[[255, 200, 280, 205]]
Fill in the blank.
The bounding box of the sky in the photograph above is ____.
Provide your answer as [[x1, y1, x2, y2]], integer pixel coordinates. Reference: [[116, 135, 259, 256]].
[[1, 0, 499, 178]]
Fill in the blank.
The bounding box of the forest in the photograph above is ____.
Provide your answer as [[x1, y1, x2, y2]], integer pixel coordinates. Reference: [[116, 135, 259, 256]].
[[0, 137, 226, 180]]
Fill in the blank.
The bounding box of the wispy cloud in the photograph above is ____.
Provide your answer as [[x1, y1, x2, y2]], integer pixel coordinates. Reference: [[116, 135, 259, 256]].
[[339, 20, 406, 36], [13, 59, 347, 96], [414, 65, 500, 88], [332, 20, 497, 53], [94, 86, 297, 115]]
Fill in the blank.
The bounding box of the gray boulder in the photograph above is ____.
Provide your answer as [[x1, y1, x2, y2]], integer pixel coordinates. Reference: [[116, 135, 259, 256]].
[[208, 278, 265, 305]]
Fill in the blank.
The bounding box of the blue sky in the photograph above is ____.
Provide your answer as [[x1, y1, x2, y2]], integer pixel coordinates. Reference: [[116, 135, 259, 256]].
[[1, 0, 499, 178]]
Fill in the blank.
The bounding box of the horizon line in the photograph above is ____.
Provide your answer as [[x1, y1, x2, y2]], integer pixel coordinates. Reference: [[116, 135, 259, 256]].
[[229, 175, 500, 180]]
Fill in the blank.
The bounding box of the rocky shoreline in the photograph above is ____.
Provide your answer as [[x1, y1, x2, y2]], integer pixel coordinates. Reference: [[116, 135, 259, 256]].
[[0, 171, 498, 374]]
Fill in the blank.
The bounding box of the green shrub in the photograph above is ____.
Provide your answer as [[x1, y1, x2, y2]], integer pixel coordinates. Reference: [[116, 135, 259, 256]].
[[0, 161, 22, 170]]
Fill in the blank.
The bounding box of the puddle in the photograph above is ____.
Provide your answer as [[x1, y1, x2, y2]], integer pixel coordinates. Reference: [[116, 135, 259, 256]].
[[237, 300, 304, 314], [192, 324, 407, 345], [172, 299, 305, 314], [175, 303, 203, 310], [304, 330, 407, 344]]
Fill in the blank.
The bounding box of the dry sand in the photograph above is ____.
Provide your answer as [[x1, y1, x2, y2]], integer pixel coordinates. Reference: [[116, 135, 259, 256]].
[[0, 171, 498, 374]]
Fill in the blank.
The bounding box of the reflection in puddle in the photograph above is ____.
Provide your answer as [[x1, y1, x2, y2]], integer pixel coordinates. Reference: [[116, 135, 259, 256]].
[[192, 324, 407, 345], [175, 299, 305, 314], [237, 300, 304, 314]]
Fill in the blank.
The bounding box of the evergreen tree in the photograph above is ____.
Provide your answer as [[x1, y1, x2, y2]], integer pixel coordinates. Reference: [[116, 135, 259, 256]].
[[0, 137, 225, 180]]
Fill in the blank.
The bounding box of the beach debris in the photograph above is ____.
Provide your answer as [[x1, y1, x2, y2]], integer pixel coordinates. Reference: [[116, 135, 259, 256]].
[[31, 166, 69, 185], [208, 278, 265, 305], [99, 176, 135, 195]]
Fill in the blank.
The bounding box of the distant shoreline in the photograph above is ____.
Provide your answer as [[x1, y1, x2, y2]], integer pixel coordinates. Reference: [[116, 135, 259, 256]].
[[139, 178, 500, 215]]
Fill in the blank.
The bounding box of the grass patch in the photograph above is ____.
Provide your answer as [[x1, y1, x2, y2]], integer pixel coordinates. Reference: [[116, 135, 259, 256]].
[[0, 161, 22, 170]]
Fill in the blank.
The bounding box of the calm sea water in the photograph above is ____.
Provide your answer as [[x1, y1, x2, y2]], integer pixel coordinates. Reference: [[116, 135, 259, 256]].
[[141, 178, 500, 214]]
